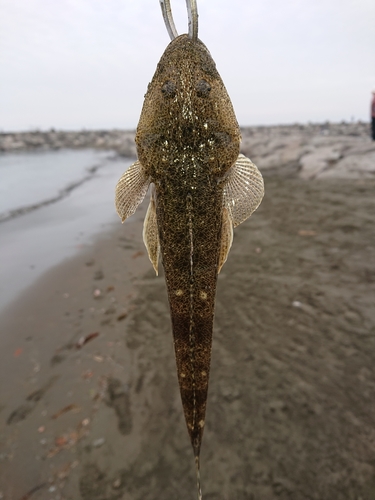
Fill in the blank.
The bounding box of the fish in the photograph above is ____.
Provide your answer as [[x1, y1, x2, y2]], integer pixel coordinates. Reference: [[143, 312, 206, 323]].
[[115, 1, 264, 497]]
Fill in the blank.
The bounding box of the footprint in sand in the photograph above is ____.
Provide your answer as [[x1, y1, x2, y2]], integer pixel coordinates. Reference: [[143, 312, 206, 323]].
[[105, 377, 132, 435], [6, 375, 59, 425]]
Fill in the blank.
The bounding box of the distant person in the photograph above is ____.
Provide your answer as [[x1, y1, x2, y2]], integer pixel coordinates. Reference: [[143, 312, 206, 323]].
[[372, 90, 375, 140]]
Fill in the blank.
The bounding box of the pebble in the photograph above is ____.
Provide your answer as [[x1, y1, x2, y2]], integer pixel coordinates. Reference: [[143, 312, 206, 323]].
[[112, 478, 122, 488], [92, 438, 105, 448]]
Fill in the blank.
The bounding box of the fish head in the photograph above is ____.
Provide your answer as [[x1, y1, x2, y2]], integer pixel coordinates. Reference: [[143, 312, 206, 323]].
[[136, 34, 240, 178]]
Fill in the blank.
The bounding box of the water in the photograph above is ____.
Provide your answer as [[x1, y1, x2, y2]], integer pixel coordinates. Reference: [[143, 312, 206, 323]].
[[0, 149, 134, 312], [0, 149, 112, 220]]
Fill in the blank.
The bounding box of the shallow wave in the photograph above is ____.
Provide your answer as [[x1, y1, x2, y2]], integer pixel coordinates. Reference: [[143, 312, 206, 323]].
[[0, 164, 102, 223], [0, 150, 118, 223]]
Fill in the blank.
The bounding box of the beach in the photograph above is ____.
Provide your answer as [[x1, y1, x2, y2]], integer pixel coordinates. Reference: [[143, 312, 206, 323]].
[[1, 127, 375, 499]]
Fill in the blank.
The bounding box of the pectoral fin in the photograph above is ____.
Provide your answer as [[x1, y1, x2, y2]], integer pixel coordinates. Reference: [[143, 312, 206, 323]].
[[222, 154, 264, 227], [218, 207, 233, 274], [115, 160, 150, 222], [142, 188, 160, 275]]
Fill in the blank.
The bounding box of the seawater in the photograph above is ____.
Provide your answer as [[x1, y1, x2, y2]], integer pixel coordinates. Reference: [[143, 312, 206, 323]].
[[0, 149, 134, 312], [0, 149, 113, 220]]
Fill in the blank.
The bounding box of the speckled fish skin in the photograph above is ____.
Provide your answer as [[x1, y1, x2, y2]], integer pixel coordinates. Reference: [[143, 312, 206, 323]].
[[116, 32, 264, 463], [136, 34, 240, 454]]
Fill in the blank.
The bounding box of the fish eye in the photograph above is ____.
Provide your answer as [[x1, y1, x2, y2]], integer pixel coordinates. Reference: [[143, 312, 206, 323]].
[[161, 80, 177, 98], [196, 79, 211, 98], [214, 132, 231, 145]]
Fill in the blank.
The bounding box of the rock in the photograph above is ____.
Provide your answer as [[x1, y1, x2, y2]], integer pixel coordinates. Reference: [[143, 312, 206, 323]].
[[299, 146, 342, 179]]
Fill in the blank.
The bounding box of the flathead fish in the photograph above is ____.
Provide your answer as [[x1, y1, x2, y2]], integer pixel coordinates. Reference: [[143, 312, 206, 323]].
[[115, 1, 264, 497]]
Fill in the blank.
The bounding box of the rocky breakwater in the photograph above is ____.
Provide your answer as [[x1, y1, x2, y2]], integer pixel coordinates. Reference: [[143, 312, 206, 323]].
[[1, 122, 374, 179], [240, 121, 375, 179], [0, 129, 137, 157]]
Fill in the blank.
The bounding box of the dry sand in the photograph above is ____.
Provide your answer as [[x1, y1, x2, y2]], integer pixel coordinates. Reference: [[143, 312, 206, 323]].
[[1, 136, 375, 499]]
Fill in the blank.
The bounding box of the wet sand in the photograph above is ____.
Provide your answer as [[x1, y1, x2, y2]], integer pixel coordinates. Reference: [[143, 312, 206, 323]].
[[1, 172, 375, 500]]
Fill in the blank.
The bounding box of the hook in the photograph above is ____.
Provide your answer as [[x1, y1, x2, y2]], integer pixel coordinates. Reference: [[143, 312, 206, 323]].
[[159, 0, 198, 41]]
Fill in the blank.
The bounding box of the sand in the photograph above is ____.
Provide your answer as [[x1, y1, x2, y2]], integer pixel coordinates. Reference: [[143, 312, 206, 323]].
[[1, 168, 375, 500]]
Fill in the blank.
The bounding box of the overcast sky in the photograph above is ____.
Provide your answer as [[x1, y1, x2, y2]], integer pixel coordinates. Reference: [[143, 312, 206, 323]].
[[1, 0, 374, 131]]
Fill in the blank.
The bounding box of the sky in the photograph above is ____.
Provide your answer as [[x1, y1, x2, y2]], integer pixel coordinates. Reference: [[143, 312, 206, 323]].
[[1, 0, 374, 131]]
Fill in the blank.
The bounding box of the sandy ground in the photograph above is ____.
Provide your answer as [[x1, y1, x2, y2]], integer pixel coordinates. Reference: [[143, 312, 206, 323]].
[[1, 139, 375, 499]]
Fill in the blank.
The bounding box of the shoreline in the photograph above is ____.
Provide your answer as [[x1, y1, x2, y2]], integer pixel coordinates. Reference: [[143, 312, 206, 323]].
[[1, 176, 374, 499], [0, 152, 134, 314]]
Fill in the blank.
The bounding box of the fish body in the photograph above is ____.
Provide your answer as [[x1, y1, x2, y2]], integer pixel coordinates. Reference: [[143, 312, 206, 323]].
[[138, 34, 240, 452], [116, 33, 264, 461]]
